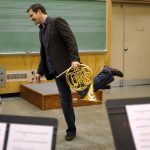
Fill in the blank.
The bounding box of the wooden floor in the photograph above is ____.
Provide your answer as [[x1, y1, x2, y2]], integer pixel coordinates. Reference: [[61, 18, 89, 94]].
[[0, 85, 150, 150]]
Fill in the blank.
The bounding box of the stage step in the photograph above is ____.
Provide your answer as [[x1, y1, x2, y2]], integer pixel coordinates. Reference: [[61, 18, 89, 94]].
[[20, 82, 102, 110]]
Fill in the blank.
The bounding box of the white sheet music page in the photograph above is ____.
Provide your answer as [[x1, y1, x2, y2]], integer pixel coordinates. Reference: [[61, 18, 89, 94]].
[[0, 123, 7, 150], [126, 104, 150, 150], [6, 123, 54, 150]]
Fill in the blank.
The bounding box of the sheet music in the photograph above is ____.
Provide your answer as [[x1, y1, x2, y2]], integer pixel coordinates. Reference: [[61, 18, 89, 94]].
[[0, 123, 7, 150], [126, 104, 150, 150], [6, 123, 54, 150]]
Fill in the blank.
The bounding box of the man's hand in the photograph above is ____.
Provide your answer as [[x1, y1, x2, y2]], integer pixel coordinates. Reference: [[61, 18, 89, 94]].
[[71, 61, 80, 69], [34, 73, 41, 83]]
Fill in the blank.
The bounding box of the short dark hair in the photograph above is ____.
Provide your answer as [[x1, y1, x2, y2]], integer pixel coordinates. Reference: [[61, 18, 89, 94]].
[[26, 3, 47, 14]]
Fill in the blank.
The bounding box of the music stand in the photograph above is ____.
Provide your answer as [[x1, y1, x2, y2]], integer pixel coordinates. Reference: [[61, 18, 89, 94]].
[[0, 114, 58, 150], [106, 97, 150, 150]]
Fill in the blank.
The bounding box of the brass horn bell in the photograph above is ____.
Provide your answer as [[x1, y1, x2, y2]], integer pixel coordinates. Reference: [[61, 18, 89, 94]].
[[66, 64, 100, 102]]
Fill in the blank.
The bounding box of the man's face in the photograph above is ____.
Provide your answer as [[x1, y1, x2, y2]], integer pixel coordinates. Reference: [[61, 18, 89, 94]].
[[28, 9, 41, 25]]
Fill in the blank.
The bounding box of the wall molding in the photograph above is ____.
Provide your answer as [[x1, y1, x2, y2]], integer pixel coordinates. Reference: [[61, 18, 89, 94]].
[[112, 0, 150, 4], [111, 79, 150, 87]]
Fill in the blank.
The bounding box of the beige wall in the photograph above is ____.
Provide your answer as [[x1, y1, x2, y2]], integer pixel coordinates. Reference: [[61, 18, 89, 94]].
[[0, 52, 108, 94]]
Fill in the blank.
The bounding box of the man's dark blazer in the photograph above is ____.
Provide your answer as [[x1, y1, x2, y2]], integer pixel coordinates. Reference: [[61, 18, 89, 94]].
[[37, 17, 80, 80]]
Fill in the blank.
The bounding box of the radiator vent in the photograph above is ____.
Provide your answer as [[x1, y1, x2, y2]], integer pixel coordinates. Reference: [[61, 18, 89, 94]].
[[6, 70, 35, 82], [7, 73, 28, 80]]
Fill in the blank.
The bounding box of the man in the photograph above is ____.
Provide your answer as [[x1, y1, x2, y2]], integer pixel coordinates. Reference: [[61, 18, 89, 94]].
[[27, 3, 123, 141]]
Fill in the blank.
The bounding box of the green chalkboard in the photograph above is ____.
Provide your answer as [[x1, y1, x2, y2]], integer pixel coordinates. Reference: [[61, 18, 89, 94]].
[[0, 0, 107, 53]]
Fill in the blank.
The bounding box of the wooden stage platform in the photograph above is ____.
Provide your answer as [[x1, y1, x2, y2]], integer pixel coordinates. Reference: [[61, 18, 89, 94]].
[[20, 82, 102, 110]]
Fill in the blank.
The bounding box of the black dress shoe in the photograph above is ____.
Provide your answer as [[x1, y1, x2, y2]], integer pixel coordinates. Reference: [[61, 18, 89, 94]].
[[104, 66, 124, 77], [65, 132, 76, 141]]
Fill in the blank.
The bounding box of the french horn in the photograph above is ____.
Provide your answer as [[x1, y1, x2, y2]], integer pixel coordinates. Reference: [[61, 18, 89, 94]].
[[66, 64, 100, 102]]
